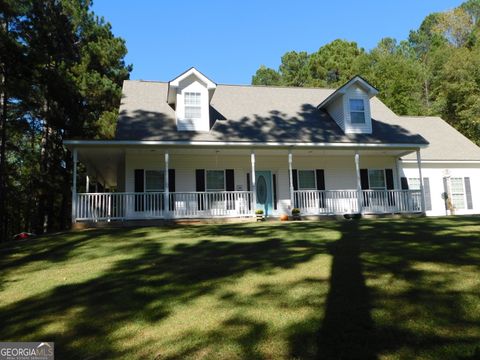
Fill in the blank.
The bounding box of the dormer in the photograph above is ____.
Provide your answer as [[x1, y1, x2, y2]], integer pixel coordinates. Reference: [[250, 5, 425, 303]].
[[318, 76, 378, 134], [167, 68, 216, 131]]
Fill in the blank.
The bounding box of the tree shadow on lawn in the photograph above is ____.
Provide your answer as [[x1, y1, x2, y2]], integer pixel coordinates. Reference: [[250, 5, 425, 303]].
[[0, 225, 328, 359], [0, 218, 479, 359]]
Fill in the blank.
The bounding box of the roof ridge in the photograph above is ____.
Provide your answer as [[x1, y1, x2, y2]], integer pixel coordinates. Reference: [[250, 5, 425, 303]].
[[217, 83, 336, 90]]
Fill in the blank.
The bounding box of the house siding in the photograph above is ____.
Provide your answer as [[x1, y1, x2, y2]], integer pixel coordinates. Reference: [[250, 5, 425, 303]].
[[400, 162, 480, 216], [326, 96, 345, 132]]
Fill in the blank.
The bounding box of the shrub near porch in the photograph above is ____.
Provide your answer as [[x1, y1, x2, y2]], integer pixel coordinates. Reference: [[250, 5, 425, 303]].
[[0, 218, 479, 359]]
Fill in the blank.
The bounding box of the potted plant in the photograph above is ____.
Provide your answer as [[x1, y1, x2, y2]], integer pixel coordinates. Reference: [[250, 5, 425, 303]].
[[291, 208, 301, 220], [255, 209, 265, 221], [279, 214, 289, 221]]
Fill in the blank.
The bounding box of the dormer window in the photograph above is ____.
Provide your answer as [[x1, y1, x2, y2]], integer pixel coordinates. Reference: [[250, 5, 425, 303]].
[[349, 99, 365, 124], [185, 92, 201, 119]]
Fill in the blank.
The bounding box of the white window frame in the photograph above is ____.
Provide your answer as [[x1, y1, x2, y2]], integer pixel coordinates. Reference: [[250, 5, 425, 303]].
[[368, 169, 386, 190], [206, 170, 225, 192], [145, 170, 165, 192], [184, 92, 201, 119], [450, 177, 466, 210], [297, 170, 317, 190], [349, 98, 366, 124]]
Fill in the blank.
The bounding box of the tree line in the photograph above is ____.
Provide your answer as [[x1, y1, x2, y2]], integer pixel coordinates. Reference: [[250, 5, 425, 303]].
[[252, 0, 480, 147], [0, 0, 131, 240]]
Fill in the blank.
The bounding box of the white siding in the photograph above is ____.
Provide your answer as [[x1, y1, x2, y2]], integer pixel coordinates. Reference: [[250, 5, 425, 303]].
[[400, 162, 480, 216], [343, 84, 373, 134], [326, 96, 345, 131], [176, 74, 210, 132]]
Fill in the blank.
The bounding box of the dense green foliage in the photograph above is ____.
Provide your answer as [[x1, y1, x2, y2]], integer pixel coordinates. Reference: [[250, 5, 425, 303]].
[[252, 0, 480, 146], [1, 219, 479, 358], [0, 0, 131, 239]]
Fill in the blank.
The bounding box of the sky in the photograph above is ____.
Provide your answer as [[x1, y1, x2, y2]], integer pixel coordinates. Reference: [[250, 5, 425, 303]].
[[92, 0, 463, 85]]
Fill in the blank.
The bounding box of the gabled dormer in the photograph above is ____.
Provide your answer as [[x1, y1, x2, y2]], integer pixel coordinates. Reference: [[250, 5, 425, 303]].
[[318, 76, 378, 134], [167, 67, 216, 131]]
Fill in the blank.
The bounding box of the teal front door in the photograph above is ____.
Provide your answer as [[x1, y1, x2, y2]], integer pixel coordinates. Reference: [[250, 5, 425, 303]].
[[256, 171, 273, 216]]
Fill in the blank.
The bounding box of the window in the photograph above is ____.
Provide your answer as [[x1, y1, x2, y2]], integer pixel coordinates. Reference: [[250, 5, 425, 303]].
[[408, 178, 421, 190], [368, 170, 386, 190], [298, 170, 316, 190], [349, 99, 365, 124], [184, 92, 201, 119], [450, 177, 465, 209], [145, 170, 164, 192], [206, 170, 225, 191]]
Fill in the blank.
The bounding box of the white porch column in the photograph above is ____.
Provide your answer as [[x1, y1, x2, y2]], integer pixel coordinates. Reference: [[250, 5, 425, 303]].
[[86, 175, 90, 193], [288, 149, 294, 209], [71, 148, 78, 224], [165, 151, 169, 218], [416, 149, 426, 213], [354, 151, 362, 214], [251, 150, 256, 216]]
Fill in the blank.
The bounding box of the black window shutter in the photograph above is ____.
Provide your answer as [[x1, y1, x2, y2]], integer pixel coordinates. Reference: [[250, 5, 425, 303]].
[[316, 169, 325, 190], [385, 169, 394, 190], [465, 177, 473, 209], [272, 174, 277, 210], [401, 177, 409, 190], [360, 169, 369, 189], [134, 169, 144, 211], [196, 169, 205, 210], [246, 173, 251, 210], [196, 169, 205, 191], [168, 169, 175, 211], [225, 169, 235, 191], [423, 177, 432, 211], [292, 169, 298, 190]]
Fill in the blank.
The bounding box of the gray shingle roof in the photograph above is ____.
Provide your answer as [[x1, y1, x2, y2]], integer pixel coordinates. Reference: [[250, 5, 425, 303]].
[[116, 80, 428, 145], [398, 116, 480, 161]]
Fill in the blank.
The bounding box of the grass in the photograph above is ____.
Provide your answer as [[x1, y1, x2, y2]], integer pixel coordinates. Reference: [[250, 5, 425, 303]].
[[0, 217, 480, 359]]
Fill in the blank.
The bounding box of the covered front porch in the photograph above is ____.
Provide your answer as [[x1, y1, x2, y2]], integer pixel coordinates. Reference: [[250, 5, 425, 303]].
[[67, 144, 426, 222]]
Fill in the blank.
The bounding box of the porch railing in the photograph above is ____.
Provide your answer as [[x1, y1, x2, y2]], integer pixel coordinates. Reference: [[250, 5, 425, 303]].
[[294, 189, 422, 215], [75, 191, 253, 221]]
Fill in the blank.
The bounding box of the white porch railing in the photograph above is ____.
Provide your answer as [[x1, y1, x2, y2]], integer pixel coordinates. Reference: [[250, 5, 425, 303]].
[[294, 189, 422, 215], [75, 191, 253, 221]]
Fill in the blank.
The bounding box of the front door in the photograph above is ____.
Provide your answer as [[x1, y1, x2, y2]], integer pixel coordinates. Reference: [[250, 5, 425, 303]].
[[256, 171, 273, 216]]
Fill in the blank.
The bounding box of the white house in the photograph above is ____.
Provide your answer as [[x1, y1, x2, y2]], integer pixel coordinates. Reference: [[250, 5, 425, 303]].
[[64, 67, 480, 223]]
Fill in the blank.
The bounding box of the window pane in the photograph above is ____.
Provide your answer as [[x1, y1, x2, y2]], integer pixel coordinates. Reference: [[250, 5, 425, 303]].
[[450, 178, 465, 209], [349, 99, 364, 111], [185, 92, 201, 105], [408, 178, 420, 190], [369, 170, 385, 189], [450, 178, 464, 193], [298, 170, 316, 189], [145, 170, 164, 191], [452, 194, 465, 209], [185, 106, 201, 119], [350, 111, 365, 124], [206, 170, 225, 191]]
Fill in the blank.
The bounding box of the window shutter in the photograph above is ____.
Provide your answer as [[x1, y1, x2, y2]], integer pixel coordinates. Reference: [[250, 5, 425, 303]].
[[316, 169, 326, 208], [385, 169, 394, 190], [272, 174, 277, 210], [196, 169, 205, 191], [423, 177, 432, 211], [360, 169, 369, 189], [316, 169, 325, 190], [401, 177, 409, 190], [465, 177, 473, 209], [168, 169, 175, 192], [292, 169, 298, 190], [225, 169, 235, 191], [196, 169, 205, 210], [134, 169, 144, 211], [246, 173, 251, 210]]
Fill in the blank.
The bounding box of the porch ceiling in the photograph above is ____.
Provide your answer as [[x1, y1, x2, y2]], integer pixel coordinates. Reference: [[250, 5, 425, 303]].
[[77, 147, 124, 187]]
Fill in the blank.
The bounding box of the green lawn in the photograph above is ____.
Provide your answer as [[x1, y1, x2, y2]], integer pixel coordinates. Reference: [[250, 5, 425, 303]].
[[1, 218, 480, 359]]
